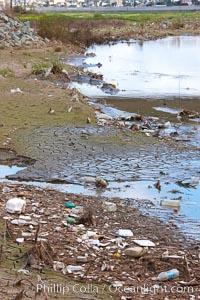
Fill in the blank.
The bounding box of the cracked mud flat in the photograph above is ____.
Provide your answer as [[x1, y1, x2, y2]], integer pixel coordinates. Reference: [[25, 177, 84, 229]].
[[4, 124, 200, 240], [7, 125, 199, 185]]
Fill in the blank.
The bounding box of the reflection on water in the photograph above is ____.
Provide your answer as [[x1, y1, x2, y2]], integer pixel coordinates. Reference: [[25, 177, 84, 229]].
[[0, 165, 25, 179], [66, 36, 200, 240], [73, 36, 200, 98]]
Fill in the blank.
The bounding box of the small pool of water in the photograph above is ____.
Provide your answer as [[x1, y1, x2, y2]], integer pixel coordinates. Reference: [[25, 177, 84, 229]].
[[0, 165, 25, 179], [71, 36, 200, 99]]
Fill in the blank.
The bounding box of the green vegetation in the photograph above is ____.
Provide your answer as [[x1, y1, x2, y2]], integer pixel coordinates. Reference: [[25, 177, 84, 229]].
[[32, 55, 65, 75], [18, 11, 200, 23], [0, 68, 15, 78], [16, 11, 200, 46], [32, 61, 51, 74]]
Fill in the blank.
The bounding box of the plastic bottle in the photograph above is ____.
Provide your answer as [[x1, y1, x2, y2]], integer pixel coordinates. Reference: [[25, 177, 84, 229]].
[[157, 269, 179, 281], [160, 199, 181, 207], [66, 217, 75, 224], [65, 202, 76, 209], [66, 265, 83, 272]]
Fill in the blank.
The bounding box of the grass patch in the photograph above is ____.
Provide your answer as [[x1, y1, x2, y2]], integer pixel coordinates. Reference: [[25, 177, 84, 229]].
[[18, 11, 200, 23], [0, 68, 15, 78], [32, 61, 51, 74]]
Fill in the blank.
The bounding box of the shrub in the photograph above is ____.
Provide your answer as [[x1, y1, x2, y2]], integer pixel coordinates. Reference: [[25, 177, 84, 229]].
[[0, 68, 15, 78], [32, 61, 51, 75], [32, 56, 65, 75]]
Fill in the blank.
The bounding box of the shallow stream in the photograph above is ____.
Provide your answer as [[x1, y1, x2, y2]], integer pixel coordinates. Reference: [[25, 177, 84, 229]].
[[65, 35, 200, 240], [1, 36, 200, 241]]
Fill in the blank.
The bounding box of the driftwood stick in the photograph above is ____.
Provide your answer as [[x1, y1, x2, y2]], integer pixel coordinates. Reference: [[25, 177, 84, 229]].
[[34, 224, 41, 243], [184, 254, 191, 281]]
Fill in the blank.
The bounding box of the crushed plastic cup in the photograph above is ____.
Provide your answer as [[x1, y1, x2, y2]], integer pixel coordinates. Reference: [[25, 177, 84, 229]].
[[6, 198, 26, 214]]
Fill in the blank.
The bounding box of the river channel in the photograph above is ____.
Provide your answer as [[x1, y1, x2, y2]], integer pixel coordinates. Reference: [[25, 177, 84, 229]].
[[66, 35, 200, 240], [1, 36, 199, 241]]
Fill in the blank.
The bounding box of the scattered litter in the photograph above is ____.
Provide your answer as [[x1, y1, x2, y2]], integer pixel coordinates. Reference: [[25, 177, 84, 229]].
[[19, 215, 32, 220], [6, 198, 26, 214], [16, 237, 24, 243], [101, 263, 114, 271], [160, 199, 181, 207], [53, 261, 65, 272], [178, 176, 199, 188], [10, 88, 23, 93], [87, 117, 91, 124], [76, 256, 88, 263], [66, 217, 75, 224], [157, 269, 179, 281], [125, 246, 147, 258], [65, 202, 76, 209], [2, 186, 11, 193], [95, 177, 109, 188], [133, 239, 155, 247], [11, 219, 27, 226], [104, 201, 117, 212], [22, 232, 32, 237], [113, 252, 121, 259], [118, 229, 133, 237], [48, 108, 55, 114], [17, 269, 30, 275], [65, 265, 83, 273]]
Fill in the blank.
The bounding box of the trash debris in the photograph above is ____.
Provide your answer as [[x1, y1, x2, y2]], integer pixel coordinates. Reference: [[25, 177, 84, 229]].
[[21, 232, 32, 237], [17, 269, 30, 275], [2, 186, 11, 193], [76, 256, 88, 263], [125, 246, 147, 258], [154, 180, 161, 191], [77, 209, 96, 226], [11, 219, 28, 226], [53, 261, 65, 272], [179, 109, 199, 119], [104, 201, 117, 212], [157, 268, 179, 281], [162, 250, 184, 259], [113, 252, 121, 259], [160, 199, 181, 207], [177, 176, 199, 188], [6, 198, 26, 214], [95, 177, 109, 188], [66, 217, 75, 224], [10, 88, 23, 94], [118, 229, 133, 237], [48, 108, 55, 114], [16, 237, 24, 243], [101, 263, 114, 271], [133, 240, 155, 247], [65, 201, 76, 209], [67, 105, 73, 112], [87, 117, 91, 124], [65, 265, 83, 273]]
